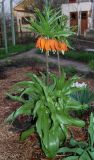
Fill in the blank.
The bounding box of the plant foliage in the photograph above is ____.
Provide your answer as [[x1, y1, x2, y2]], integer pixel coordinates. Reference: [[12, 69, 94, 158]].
[[28, 6, 74, 45], [71, 87, 94, 106], [89, 60, 94, 70], [6, 73, 87, 158], [58, 113, 94, 160]]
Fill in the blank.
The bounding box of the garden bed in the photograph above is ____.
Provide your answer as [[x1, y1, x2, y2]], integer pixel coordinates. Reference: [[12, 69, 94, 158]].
[[1, 62, 94, 160]]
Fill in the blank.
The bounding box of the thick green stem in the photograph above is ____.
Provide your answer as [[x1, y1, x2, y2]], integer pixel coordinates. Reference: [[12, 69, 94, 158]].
[[46, 52, 49, 85], [57, 52, 61, 77]]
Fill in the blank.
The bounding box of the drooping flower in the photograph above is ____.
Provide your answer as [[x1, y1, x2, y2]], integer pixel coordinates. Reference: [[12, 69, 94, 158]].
[[36, 37, 68, 53], [59, 42, 68, 52]]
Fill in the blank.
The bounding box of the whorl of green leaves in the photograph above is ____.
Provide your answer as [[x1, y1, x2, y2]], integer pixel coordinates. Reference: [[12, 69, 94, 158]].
[[6, 73, 86, 158], [28, 6, 74, 43]]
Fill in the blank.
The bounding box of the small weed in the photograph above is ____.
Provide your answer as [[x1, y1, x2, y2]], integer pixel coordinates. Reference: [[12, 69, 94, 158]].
[[63, 66, 77, 76], [88, 60, 94, 70]]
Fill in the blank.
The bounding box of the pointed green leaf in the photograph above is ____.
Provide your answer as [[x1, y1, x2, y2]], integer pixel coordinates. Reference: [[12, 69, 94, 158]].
[[20, 127, 35, 141], [63, 156, 79, 160]]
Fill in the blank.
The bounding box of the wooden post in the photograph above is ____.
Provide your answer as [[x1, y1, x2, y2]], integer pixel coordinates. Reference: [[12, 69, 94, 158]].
[[10, 0, 16, 46], [1, 0, 8, 54], [91, 0, 94, 29]]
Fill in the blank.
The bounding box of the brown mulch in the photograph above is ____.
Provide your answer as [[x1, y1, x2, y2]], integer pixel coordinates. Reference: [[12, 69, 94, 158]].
[[0, 65, 94, 160]]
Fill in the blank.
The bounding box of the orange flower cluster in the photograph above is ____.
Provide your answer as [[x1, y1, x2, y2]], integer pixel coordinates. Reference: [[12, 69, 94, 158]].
[[36, 37, 68, 53]]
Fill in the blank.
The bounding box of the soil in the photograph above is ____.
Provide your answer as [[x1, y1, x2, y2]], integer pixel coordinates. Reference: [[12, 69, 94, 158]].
[[0, 63, 94, 160]]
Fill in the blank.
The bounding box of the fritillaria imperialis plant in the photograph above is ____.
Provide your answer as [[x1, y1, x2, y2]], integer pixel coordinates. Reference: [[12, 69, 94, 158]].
[[28, 6, 74, 79], [6, 73, 87, 158]]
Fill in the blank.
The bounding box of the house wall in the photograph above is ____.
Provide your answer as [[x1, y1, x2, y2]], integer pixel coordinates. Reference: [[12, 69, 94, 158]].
[[14, 11, 34, 33], [14, 1, 93, 35], [61, 2, 92, 34]]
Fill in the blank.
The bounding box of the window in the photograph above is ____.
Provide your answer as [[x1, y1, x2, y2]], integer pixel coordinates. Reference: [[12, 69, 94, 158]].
[[22, 16, 30, 25], [81, 12, 87, 19], [70, 12, 77, 20]]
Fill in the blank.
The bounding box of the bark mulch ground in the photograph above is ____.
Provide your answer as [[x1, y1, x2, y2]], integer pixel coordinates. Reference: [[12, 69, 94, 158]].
[[0, 64, 94, 160]]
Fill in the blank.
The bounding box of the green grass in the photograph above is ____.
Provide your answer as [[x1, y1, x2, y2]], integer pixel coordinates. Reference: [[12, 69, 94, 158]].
[[36, 49, 94, 64], [64, 50, 94, 63], [1, 44, 94, 64], [88, 60, 94, 70], [0, 43, 35, 59]]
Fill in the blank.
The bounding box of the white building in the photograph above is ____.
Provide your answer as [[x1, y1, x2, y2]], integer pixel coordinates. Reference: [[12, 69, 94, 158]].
[[61, 0, 94, 35], [13, 0, 35, 33], [14, 0, 94, 36]]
